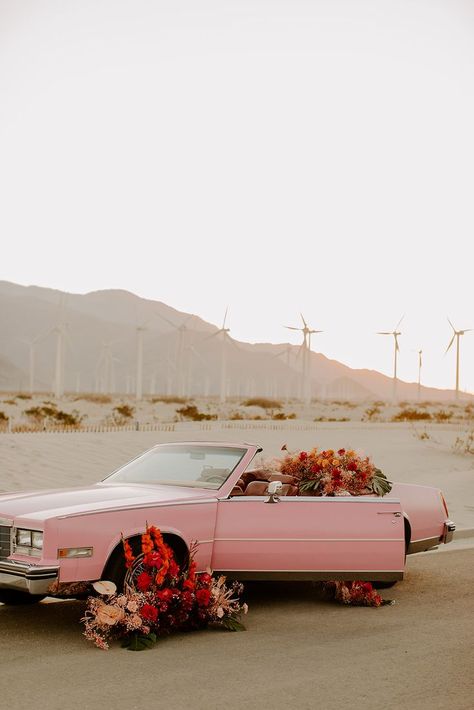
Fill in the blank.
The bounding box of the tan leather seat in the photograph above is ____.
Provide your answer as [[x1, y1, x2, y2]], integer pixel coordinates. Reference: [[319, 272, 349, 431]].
[[280, 484, 298, 496], [230, 485, 244, 496], [244, 481, 269, 496], [269, 473, 297, 485]]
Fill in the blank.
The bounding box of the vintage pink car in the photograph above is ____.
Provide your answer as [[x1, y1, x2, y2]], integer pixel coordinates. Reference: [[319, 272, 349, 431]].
[[0, 441, 455, 604]]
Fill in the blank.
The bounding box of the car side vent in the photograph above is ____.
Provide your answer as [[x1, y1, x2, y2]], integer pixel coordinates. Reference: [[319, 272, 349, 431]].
[[0, 525, 12, 559]]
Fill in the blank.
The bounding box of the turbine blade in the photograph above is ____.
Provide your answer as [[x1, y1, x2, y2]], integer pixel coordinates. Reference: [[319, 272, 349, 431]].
[[447, 316, 456, 332], [285, 326, 301, 331], [377, 332, 391, 335], [300, 313, 308, 328], [395, 314, 405, 330], [222, 306, 229, 330], [445, 334, 455, 354]]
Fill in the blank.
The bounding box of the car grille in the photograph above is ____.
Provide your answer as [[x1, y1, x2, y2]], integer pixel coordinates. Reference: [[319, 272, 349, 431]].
[[0, 525, 12, 559]]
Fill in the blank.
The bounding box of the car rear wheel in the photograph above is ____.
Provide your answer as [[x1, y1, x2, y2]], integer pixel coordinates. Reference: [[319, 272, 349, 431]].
[[0, 590, 46, 605]]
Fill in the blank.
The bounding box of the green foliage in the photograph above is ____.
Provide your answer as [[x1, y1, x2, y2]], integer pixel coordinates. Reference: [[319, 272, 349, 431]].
[[370, 469, 392, 496], [122, 632, 157, 651], [299, 479, 321, 494], [218, 616, 245, 632], [392, 408, 432, 422], [175, 405, 217, 421], [242, 398, 283, 409]]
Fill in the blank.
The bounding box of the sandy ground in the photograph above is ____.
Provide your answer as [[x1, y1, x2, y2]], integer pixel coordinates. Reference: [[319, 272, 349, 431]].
[[0, 422, 473, 708], [0, 548, 472, 710], [1, 421, 473, 528]]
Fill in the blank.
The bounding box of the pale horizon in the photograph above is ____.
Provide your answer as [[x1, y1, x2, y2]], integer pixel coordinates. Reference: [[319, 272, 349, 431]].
[[1, 1, 473, 392]]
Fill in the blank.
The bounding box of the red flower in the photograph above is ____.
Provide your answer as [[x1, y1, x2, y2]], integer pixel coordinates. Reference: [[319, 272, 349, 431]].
[[198, 573, 212, 586], [311, 463, 322, 474], [183, 577, 195, 591], [156, 588, 174, 603], [136, 571, 152, 592], [337, 448, 346, 456], [299, 451, 308, 461], [347, 461, 358, 472], [362, 582, 373, 593], [140, 603, 158, 623], [144, 551, 163, 568], [168, 559, 179, 578], [196, 588, 211, 607]]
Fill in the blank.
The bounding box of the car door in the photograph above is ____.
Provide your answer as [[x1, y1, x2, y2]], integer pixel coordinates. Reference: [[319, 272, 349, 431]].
[[211, 494, 405, 581]]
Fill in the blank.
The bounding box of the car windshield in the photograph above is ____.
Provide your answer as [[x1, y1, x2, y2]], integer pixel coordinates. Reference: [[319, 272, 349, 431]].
[[104, 444, 248, 489]]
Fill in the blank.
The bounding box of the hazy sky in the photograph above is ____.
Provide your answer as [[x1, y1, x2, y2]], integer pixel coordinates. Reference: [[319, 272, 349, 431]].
[[1, 0, 473, 392]]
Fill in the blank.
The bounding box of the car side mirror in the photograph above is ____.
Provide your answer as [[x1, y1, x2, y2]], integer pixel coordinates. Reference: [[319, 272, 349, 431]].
[[265, 480, 283, 504]]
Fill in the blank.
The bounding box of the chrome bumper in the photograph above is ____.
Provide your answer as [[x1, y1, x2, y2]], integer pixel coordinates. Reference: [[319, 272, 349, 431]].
[[443, 520, 456, 544], [0, 559, 59, 595]]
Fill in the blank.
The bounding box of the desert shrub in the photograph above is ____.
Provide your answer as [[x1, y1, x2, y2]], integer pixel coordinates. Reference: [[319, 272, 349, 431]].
[[362, 406, 381, 422], [16, 393, 31, 400], [229, 412, 244, 420], [3, 398, 17, 406], [151, 396, 189, 404], [75, 394, 112, 404], [330, 400, 357, 408], [0, 411, 8, 424], [372, 401, 386, 407], [111, 404, 135, 425], [433, 410, 453, 422], [392, 408, 432, 422], [24, 404, 83, 427], [242, 398, 282, 409], [452, 430, 474, 455], [272, 411, 297, 420], [314, 416, 350, 422], [176, 405, 217, 421]]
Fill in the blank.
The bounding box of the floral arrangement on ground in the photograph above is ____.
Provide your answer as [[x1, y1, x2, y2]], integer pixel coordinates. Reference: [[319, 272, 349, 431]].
[[82, 525, 248, 650]]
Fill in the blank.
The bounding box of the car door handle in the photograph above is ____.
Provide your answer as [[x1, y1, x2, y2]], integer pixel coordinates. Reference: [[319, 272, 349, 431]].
[[377, 512, 402, 517]]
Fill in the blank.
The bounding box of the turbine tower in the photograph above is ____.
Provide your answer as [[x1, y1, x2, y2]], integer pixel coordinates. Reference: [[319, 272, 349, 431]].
[[377, 315, 403, 403], [202, 307, 235, 403], [445, 318, 472, 400], [417, 349, 422, 401], [285, 314, 323, 405], [135, 325, 146, 401], [154, 312, 196, 397]]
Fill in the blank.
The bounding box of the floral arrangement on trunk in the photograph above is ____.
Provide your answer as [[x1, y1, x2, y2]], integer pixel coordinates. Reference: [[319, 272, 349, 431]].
[[279, 446, 392, 497], [82, 525, 247, 650], [324, 580, 393, 607]]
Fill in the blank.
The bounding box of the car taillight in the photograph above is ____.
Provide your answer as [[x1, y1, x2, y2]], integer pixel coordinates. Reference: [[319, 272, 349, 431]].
[[440, 492, 449, 517]]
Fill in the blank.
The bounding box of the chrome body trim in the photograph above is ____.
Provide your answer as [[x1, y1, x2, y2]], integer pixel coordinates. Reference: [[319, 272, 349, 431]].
[[214, 537, 405, 542], [407, 536, 440, 555], [57, 498, 216, 519], [443, 520, 456, 544], [214, 570, 404, 582], [0, 559, 59, 595], [0, 517, 13, 527], [219, 496, 402, 504]]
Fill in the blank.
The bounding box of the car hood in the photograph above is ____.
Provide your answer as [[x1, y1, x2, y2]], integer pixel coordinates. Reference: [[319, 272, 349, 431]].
[[0, 483, 215, 523]]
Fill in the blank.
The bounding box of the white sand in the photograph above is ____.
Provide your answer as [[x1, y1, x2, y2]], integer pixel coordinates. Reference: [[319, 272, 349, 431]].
[[0, 420, 473, 529]]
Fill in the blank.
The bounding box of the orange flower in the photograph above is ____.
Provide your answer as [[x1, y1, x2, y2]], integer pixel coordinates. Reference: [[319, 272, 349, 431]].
[[121, 535, 135, 569]]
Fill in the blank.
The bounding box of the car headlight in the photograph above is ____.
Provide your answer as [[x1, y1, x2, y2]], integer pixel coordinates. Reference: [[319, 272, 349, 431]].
[[16, 529, 33, 546], [15, 528, 43, 553], [31, 531, 44, 549]]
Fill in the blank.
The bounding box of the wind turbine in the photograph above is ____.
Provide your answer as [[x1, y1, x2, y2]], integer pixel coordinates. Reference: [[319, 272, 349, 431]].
[[377, 315, 404, 403], [285, 314, 323, 404], [135, 324, 147, 400], [272, 345, 294, 402], [202, 308, 236, 403], [445, 318, 472, 400], [17, 332, 48, 394], [154, 312, 196, 397], [417, 349, 422, 401]]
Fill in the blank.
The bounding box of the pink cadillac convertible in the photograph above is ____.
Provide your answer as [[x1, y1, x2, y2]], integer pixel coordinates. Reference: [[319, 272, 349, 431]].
[[0, 442, 455, 604]]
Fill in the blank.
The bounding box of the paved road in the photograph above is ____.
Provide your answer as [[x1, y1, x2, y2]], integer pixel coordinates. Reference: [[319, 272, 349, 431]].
[[1, 548, 473, 710]]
